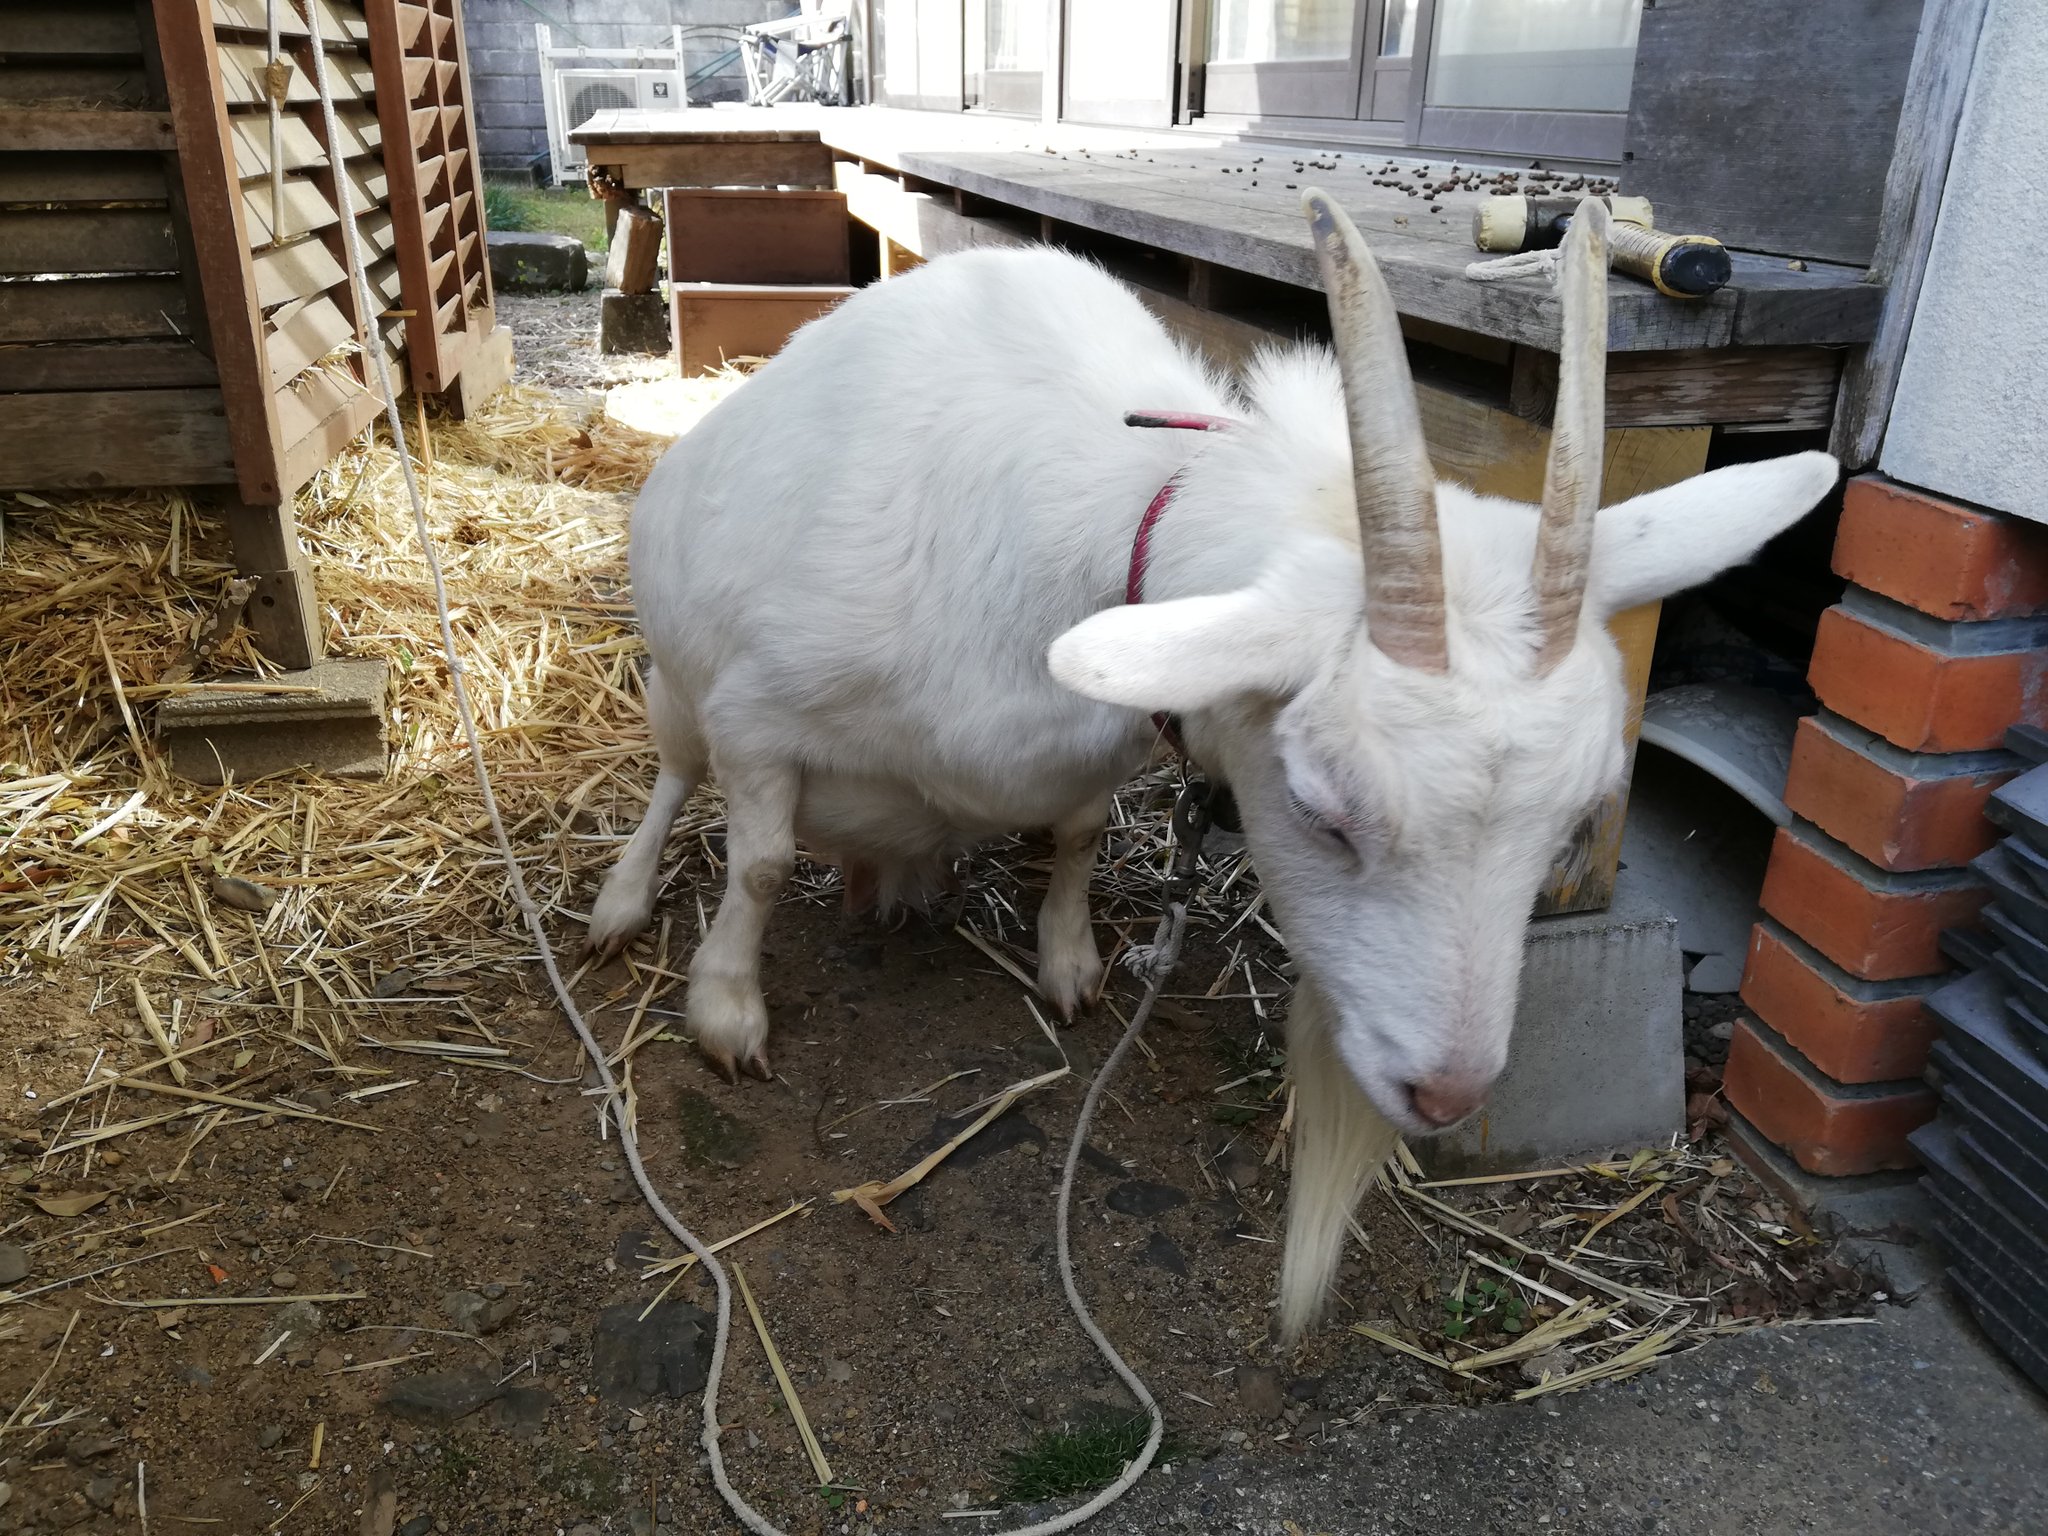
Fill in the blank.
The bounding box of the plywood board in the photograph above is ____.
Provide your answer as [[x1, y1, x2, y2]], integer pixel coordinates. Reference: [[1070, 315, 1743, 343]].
[[0, 389, 236, 489], [1622, 0, 1923, 266]]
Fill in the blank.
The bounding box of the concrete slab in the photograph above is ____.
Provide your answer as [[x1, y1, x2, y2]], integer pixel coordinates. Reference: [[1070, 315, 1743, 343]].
[[1725, 1106, 1943, 1300], [486, 230, 589, 293], [159, 658, 389, 784], [1061, 1292, 2048, 1535], [1421, 871, 1683, 1175], [599, 287, 669, 354]]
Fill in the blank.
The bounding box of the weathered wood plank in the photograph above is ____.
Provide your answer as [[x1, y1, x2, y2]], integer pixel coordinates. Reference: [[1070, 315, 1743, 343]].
[[1832, 0, 1992, 469], [239, 174, 338, 243], [1621, 0, 1922, 267], [586, 139, 837, 191], [264, 293, 356, 387], [0, 64, 155, 105], [251, 235, 347, 309], [226, 110, 329, 177], [0, 339, 217, 392], [1511, 345, 1845, 432], [0, 389, 235, 489], [0, 3, 142, 56], [0, 107, 175, 151], [211, 0, 367, 44], [0, 274, 188, 342], [0, 150, 167, 203], [584, 105, 1884, 352], [0, 207, 178, 274]]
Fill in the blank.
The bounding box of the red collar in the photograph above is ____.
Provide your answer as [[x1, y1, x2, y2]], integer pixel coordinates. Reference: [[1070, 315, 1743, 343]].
[[1122, 410, 1233, 604], [1122, 411, 1233, 752]]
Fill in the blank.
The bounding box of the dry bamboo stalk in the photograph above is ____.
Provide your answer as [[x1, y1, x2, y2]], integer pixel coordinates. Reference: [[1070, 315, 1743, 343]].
[[733, 1263, 832, 1487], [89, 1075, 378, 1133], [1569, 1182, 1659, 1258], [131, 980, 190, 1086], [831, 1066, 1066, 1218]]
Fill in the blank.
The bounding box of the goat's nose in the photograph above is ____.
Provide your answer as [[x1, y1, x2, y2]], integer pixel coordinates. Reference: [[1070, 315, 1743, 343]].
[[1407, 1075, 1490, 1129]]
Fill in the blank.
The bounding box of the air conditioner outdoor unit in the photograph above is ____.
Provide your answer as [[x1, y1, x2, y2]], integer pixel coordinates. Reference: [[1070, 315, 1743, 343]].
[[538, 25, 688, 185]]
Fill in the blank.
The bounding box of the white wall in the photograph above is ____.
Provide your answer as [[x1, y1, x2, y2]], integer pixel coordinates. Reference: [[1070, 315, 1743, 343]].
[[464, 0, 793, 172], [1880, 0, 2048, 520]]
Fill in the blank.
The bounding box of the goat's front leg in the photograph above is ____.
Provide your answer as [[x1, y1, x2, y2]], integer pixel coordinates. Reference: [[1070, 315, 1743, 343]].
[[688, 757, 799, 1082], [1037, 793, 1109, 1021]]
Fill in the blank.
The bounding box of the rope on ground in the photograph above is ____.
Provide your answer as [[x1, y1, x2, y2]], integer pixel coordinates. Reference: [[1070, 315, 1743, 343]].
[[302, 10, 1173, 1530]]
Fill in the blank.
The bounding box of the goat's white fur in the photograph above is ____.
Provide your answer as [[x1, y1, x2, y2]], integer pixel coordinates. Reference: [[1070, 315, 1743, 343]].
[[589, 243, 1838, 1335]]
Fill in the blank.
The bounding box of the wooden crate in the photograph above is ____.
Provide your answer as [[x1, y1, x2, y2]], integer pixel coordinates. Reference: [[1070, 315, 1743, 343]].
[[671, 282, 852, 376], [665, 188, 852, 285]]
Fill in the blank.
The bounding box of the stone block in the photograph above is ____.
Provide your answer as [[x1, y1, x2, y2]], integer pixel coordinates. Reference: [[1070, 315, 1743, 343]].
[[1419, 873, 1685, 1175], [159, 658, 388, 784], [599, 288, 669, 354], [487, 230, 588, 292]]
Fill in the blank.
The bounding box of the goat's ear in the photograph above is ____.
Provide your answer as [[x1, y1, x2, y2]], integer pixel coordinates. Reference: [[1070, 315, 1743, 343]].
[[1049, 590, 1334, 711], [1591, 451, 1838, 618]]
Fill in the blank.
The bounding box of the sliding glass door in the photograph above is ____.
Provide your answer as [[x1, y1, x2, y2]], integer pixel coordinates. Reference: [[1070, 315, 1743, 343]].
[[966, 0, 1045, 114], [1201, 0, 1412, 125]]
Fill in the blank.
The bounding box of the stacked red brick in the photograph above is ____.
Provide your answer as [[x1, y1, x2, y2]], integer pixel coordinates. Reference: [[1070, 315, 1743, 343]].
[[1726, 477, 2048, 1175]]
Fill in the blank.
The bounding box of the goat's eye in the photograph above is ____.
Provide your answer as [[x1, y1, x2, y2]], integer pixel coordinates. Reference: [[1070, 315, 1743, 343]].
[[1286, 793, 1356, 855]]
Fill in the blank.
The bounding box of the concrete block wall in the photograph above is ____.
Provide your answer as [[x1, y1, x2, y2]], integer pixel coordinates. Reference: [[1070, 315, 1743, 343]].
[[1725, 475, 2048, 1178], [463, 0, 795, 172]]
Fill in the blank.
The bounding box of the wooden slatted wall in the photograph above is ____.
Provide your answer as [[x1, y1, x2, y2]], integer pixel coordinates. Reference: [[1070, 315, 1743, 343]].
[[1, 0, 505, 500], [0, 0, 235, 488]]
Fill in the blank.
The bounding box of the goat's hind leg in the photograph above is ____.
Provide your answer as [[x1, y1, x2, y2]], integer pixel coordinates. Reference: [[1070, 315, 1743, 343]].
[[1037, 793, 1110, 1021], [585, 668, 707, 959], [687, 754, 799, 1083]]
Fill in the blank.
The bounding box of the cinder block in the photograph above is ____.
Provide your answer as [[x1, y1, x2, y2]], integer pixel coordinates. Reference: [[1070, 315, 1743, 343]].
[[160, 659, 388, 784], [1835, 475, 2048, 621], [1782, 712, 2016, 871], [1740, 919, 1944, 1083], [1420, 873, 1683, 1175], [1758, 819, 1986, 981], [1808, 590, 2048, 753], [1722, 1016, 1933, 1176], [599, 288, 669, 354]]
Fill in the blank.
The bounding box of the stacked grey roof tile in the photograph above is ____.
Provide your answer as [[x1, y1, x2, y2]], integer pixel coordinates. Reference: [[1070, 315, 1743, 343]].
[[1913, 725, 2048, 1393]]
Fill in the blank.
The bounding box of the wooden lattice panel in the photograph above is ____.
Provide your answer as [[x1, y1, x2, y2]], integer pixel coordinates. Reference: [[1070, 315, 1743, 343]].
[[364, 0, 492, 392], [198, 0, 410, 495]]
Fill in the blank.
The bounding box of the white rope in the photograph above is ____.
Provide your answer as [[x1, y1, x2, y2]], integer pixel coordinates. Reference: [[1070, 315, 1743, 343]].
[[302, 12, 1170, 1530], [1464, 249, 1561, 283]]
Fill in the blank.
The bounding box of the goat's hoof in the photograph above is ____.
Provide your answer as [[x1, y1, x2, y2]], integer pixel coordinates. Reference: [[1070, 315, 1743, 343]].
[[702, 1046, 742, 1085], [742, 1051, 775, 1082], [1038, 949, 1106, 1025]]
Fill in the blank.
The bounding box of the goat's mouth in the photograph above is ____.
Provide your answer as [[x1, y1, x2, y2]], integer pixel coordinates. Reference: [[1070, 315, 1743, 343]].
[[1334, 1020, 1495, 1136]]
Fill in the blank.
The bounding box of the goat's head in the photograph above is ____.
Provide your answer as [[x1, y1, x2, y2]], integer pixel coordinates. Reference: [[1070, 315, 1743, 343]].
[[1050, 191, 1837, 1137]]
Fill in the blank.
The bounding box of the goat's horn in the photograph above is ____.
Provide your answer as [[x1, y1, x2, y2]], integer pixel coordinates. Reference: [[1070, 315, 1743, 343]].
[[1301, 188, 1447, 673], [1529, 198, 1611, 673]]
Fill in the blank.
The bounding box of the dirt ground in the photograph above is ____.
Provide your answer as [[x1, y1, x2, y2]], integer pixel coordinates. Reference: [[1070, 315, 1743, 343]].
[[0, 293, 1874, 1536]]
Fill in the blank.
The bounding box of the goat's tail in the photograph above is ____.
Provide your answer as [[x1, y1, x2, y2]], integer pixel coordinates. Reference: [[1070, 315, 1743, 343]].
[[1277, 981, 1399, 1342]]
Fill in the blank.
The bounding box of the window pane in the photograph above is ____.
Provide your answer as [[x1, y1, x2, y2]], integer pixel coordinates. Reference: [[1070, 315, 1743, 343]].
[[985, 0, 1045, 73], [1209, 0, 1357, 64], [1380, 0, 1418, 58], [1426, 0, 1642, 112]]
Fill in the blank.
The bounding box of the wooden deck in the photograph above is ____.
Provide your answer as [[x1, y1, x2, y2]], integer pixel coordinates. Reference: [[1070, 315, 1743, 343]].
[[572, 105, 1881, 358]]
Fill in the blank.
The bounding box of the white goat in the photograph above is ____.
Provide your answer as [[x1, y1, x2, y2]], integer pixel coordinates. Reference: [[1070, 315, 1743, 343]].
[[586, 193, 1837, 1337]]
